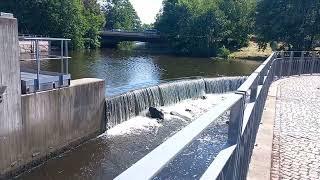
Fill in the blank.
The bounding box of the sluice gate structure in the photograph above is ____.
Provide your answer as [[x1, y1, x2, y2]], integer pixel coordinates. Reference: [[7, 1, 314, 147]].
[[0, 14, 105, 178]]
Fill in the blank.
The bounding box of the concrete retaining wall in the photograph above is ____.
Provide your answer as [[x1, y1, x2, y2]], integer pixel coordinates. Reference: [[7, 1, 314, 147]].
[[0, 15, 23, 177], [0, 14, 106, 177], [1, 78, 105, 177]]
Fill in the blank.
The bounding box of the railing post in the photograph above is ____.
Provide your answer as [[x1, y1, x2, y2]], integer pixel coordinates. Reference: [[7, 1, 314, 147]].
[[288, 51, 294, 76], [258, 69, 266, 85], [310, 51, 316, 75], [228, 94, 245, 145], [61, 40, 64, 73], [272, 53, 278, 80], [250, 84, 258, 102], [35, 39, 40, 91], [279, 51, 284, 78], [65, 40, 69, 74], [298, 51, 304, 75]]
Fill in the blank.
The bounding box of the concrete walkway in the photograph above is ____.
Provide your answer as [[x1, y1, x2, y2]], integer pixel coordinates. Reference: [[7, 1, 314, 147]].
[[249, 76, 320, 180]]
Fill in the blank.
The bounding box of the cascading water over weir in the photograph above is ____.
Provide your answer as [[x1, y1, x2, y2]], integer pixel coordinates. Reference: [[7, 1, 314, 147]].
[[106, 76, 247, 128]]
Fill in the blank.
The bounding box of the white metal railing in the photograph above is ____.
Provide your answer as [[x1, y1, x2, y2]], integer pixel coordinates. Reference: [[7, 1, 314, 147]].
[[114, 51, 320, 180], [19, 37, 71, 91]]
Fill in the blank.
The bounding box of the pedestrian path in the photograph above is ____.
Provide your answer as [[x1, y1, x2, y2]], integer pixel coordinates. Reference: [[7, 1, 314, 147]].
[[271, 76, 320, 180]]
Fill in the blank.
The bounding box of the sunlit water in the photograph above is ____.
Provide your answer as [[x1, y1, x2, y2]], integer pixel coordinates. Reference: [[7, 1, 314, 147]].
[[17, 48, 260, 179], [16, 94, 230, 180], [20, 48, 260, 96]]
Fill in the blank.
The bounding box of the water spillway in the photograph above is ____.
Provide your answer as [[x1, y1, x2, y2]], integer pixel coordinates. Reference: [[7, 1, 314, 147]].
[[17, 76, 246, 180], [106, 77, 246, 128]]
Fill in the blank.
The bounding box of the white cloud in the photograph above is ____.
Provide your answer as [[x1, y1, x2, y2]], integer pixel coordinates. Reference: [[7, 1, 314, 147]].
[[129, 0, 163, 24]]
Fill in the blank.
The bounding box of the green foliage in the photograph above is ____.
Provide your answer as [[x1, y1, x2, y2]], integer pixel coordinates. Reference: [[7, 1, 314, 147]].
[[83, 0, 106, 48], [219, 0, 256, 49], [0, 0, 105, 49], [155, 0, 256, 57], [141, 24, 154, 31], [103, 0, 141, 31], [217, 46, 231, 60], [256, 0, 320, 50]]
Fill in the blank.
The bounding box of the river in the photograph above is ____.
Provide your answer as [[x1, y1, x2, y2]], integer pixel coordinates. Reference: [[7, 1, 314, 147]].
[[17, 48, 262, 179], [21, 48, 261, 96]]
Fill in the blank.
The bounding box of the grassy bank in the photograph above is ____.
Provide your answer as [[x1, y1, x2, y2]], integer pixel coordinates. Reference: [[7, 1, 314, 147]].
[[229, 41, 272, 61]]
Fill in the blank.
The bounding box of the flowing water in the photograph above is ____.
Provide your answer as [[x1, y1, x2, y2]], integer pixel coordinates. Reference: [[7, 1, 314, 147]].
[[106, 77, 246, 128], [20, 48, 260, 96], [16, 77, 246, 180], [17, 48, 261, 179]]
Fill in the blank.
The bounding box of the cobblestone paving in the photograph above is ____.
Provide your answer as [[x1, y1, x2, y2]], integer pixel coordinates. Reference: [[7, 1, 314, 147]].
[[271, 76, 320, 180]]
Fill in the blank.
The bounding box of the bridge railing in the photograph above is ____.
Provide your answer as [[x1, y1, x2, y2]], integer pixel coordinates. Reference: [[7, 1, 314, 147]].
[[114, 51, 319, 180]]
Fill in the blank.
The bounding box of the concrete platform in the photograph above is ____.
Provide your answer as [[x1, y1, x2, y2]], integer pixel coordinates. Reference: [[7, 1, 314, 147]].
[[21, 69, 70, 94]]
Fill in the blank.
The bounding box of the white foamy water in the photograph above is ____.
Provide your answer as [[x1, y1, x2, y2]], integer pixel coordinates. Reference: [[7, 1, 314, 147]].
[[102, 93, 231, 138]]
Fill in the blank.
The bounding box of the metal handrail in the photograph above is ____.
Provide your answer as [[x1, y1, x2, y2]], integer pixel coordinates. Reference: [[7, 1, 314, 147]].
[[19, 37, 71, 91], [114, 51, 320, 180], [21, 37, 71, 41]]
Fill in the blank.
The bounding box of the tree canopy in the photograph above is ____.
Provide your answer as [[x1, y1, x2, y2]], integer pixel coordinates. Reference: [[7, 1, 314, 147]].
[[155, 0, 256, 56], [256, 0, 320, 50], [103, 0, 141, 31], [0, 0, 105, 49], [3, 0, 320, 54]]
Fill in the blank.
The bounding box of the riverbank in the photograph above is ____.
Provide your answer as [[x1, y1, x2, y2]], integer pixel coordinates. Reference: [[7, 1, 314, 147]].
[[230, 41, 272, 61]]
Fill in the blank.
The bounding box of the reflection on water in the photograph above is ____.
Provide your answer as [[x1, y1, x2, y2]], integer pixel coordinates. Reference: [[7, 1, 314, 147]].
[[20, 49, 260, 96]]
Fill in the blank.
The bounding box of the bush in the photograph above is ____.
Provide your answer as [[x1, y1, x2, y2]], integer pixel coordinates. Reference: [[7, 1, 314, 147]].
[[217, 46, 231, 60]]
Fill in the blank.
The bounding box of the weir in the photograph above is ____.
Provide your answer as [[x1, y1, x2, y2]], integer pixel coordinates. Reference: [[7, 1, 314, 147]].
[[114, 51, 320, 180], [3, 12, 320, 180], [106, 77, 246, 128]]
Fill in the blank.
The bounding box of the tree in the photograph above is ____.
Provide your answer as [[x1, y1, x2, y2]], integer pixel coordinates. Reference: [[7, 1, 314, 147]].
[[83, 0, 106, 48], [0, 0, 105, 49], [219, 0, 256, 49], [103, 0, 141, 31], [141, 23, 154, 31], [155, 0, 255, 57], [256, 0, 320, 50]]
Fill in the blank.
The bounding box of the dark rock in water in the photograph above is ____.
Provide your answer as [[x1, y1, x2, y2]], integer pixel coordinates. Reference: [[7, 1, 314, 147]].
[[149, 107, 164, 120], [226, 121, 230, 125], [201, 96, 207, 100], [170, 111, 192, 121], [185, 108, 192, 112]]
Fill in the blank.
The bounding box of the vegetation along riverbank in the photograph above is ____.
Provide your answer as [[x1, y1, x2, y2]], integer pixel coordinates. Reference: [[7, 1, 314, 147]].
[[1, 0, 320, 57]]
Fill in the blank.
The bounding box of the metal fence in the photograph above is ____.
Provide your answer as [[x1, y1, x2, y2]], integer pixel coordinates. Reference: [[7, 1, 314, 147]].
[[19, 37, 71, 92], [114, 51, 320, 180]]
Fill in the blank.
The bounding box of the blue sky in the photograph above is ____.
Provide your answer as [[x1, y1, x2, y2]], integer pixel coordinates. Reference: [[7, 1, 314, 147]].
[[98, 0, 163, 24], [129, 0, 163, 24]]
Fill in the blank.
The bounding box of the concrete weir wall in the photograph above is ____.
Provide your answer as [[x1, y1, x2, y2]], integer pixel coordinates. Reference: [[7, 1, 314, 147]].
[[0, 14, 106, 177], [19, 78, 105, 170]]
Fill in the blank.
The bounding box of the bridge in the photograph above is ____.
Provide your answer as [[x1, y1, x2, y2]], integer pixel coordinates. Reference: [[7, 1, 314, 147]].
[[100, 30, 163, 45], [114, 51, 320, 179]]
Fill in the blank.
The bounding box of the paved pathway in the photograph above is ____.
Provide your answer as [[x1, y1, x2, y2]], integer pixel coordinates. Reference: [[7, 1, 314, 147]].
[[271, 76, 320, 180]]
